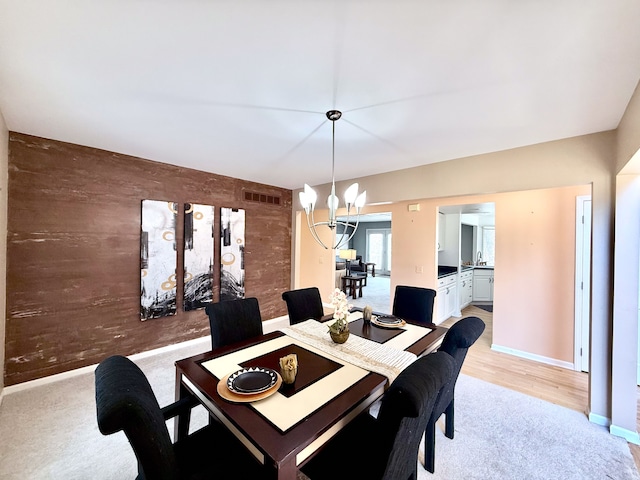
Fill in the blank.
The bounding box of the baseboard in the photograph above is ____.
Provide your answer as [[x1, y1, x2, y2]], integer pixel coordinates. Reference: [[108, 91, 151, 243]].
[[2, 335, 210, 396], [610, 424, 640, 445], [262, 314, 290, 334], [490, 344, 574, 370], [588, 412, 611, 427]]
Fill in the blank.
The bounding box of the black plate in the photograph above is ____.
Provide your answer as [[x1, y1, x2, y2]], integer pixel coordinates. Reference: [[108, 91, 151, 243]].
[[375, 315, 402, 325], [227, 367, 277, 394]]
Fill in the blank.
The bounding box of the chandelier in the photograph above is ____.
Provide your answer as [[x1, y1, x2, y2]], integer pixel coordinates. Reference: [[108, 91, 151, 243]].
[[299, 110, 366, 250]]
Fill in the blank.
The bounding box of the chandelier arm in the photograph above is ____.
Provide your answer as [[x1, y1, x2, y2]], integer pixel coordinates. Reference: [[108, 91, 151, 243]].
[[306, 209, 332, 249], [333, 213, 351, 250], [335, 217, 361, 248]]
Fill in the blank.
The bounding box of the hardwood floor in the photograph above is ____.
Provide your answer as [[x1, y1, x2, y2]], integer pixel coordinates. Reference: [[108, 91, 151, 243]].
[[444, 305, 640, 472]]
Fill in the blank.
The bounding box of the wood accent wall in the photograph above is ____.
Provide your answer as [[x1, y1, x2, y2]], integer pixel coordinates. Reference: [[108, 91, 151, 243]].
[[5, 133, 292, 385]]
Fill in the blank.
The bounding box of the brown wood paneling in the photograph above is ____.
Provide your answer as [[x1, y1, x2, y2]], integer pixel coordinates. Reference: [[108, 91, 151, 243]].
[[5, 133, 292, 385]]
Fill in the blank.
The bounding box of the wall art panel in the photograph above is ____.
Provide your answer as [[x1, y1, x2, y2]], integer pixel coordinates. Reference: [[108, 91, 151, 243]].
[[220, 207, 245, 301], [140, 200, 178, 320], [183, 203, 215, 311]]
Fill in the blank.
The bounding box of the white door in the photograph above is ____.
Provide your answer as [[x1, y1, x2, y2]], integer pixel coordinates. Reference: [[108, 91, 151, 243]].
[[574, 196, 592, 372], [366, 228, 391, 275]]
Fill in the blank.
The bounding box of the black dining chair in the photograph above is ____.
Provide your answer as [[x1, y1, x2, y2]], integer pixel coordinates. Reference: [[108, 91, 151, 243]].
[[424, 315, 485, 473], [392, 285, 437, 325], [282, 287, 324, 325], [205, 297, 263, 350], [300, 351, 454, 480], [95, 355, 265, 480]]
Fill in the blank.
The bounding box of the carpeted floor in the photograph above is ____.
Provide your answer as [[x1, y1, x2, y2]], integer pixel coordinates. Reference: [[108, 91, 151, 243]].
[[1, 339, 638, 479], [349, 274, 391, 313]]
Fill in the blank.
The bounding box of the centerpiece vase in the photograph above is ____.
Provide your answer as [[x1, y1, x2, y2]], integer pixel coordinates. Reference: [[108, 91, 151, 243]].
[[330, 322, 350, 344]]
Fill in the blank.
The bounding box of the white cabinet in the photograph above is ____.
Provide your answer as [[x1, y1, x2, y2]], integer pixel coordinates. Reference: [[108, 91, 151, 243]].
[[472, 268, 494, 302], [436, 273, 457, 324], [437, 212, 445, 251], [459, 270, 473, 309]]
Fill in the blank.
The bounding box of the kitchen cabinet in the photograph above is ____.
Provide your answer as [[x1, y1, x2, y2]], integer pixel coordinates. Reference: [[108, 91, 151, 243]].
[[459, 269, 473, 309], [472, 268, 494, 302], [436, 273, 457, 324]]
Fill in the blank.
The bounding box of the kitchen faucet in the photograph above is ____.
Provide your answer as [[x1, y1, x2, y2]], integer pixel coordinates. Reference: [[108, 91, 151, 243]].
[[476, 251, 483, 265]]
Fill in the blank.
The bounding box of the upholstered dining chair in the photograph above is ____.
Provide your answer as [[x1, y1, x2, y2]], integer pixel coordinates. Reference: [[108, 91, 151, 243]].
[[300, 351, 454, 480], [95, 355, 265, 480], [392, 285, 437, 325], [424, 315, 485, 473], [205, 297, 263, 350], [282, 287, 325, 325]]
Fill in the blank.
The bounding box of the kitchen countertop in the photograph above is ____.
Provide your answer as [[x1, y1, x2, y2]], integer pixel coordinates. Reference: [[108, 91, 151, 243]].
[[438, 265, 494, 278]]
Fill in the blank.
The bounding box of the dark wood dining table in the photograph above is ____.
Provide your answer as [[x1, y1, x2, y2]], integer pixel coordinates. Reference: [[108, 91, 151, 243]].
[[174, 316, 446, 480]]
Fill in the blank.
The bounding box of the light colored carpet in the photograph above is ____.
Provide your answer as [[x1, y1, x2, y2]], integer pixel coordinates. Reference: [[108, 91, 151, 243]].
[[0, 339, 638, 479], [349, 274, 391, 313]]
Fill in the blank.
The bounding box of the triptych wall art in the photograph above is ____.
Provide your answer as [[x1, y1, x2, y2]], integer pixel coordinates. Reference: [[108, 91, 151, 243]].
[[140, 200, 246, 320], [183, 203, 215, 311], [220, 207, 246, 301], [140, 200, 178, 321]]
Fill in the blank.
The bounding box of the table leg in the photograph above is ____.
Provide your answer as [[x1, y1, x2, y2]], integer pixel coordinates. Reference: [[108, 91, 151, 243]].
[[357, 279, 363, 298], [174, 377, 191, 441], [265, 456, 298, 480]]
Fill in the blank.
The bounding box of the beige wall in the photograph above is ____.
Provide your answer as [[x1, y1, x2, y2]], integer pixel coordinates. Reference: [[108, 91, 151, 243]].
[[295, 130, 616, 423], [610, 79, 640, 440], [617, 80, 640, 173], [493, 186, 590, 362], [0, 112, 7, 394]]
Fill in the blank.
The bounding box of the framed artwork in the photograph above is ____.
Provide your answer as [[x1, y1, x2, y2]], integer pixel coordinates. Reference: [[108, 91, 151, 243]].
[[183, 203, 215, 311], [220, 207, 245, 301], [140, 200, 178, 320]]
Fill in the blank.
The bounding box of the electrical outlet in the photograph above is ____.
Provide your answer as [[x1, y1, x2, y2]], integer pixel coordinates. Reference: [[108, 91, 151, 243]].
[[319, 256, 324, 264], [416, 266, 424, 273]]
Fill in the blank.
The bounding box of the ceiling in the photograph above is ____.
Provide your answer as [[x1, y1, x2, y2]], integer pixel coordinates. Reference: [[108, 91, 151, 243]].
[[1, 1, 639, 191]]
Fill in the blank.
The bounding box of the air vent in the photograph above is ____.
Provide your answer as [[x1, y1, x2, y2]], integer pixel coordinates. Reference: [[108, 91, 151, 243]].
[[244, 190, 281, 206]]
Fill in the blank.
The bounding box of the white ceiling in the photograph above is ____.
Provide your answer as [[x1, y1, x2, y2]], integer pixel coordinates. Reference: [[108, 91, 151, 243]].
[[1, 1, 639, 190]]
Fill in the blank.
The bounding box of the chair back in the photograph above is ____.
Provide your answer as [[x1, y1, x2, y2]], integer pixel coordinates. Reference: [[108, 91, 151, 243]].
[[376, 351, 454, 480], [433, 316, 485, 416], [282, 287, 324, 324], [392, 285, 436, 325], [205, 297, 263, 350], [95, 355, 178, 480]]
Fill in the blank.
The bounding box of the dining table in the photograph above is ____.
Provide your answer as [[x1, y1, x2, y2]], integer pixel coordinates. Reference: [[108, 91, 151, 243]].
[[174, 311, 447, 480]]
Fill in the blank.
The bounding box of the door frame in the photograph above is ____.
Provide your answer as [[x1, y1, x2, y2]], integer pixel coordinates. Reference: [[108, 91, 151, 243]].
[[574, 195, 592, 372]]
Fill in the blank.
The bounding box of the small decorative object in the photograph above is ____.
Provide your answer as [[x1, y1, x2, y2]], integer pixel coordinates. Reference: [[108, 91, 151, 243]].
[[328, 288, 351, 344], [279, 354, 298, 384], [363, 305, 373, 325]]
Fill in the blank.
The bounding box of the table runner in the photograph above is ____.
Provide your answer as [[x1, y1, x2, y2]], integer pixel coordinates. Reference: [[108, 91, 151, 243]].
[[280, 318, 417, 384]]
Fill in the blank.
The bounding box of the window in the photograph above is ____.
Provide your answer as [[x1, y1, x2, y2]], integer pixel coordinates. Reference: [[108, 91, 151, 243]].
[[481, 226, 495, 266]]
